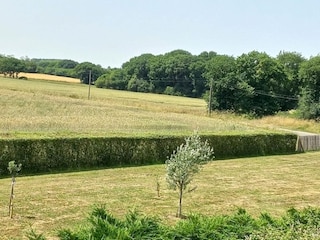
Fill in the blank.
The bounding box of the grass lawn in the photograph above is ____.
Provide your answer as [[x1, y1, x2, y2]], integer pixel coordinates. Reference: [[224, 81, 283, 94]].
[[1, 151, 320, 239]]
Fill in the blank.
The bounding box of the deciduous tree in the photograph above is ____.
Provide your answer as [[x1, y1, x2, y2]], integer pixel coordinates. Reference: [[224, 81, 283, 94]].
[[74, 62, 105, 84], [298, 55, 320, 120], [235, 51, 287, 116]]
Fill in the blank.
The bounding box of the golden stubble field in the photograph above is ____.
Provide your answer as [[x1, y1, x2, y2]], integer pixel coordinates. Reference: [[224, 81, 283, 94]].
[[18, 72, 80, 83]]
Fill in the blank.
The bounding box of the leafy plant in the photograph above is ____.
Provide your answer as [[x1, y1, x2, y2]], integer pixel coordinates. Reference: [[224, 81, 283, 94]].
[[25, 228, 47, 240], [8, 160, 22, 218], [57, 206, 163, 240], [165, 133, 214, 218], [51, 207, 320, 239]]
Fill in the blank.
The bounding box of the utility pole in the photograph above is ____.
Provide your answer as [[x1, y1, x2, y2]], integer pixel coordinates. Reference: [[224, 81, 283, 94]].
[[88, 70, 92, 100], [208, 78, 213, 116]]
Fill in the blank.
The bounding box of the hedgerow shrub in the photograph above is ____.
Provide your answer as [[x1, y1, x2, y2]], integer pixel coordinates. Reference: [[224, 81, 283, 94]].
[[0, 134, 297, 175]]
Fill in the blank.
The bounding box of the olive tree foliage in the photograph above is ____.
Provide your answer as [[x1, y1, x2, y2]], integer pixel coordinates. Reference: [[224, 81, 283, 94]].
[[165, 134, 214, 218]]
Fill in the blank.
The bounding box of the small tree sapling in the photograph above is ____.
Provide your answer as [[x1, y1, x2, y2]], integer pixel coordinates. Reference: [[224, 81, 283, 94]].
[[8, 161, 22, 218], [165, 133, 214, 218]]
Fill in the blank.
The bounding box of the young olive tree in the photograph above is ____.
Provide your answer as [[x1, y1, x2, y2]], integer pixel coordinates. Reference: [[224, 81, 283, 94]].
[[8, 161, 22, 218], [165, 134, 214, 218]]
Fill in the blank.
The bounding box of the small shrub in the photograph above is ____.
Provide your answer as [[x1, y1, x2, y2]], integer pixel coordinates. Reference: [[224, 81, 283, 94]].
[[25, 229, 46, 240], [166, 133, 214, 218]]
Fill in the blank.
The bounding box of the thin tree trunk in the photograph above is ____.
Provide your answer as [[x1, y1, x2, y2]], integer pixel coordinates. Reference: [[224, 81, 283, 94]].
[[178, 184, 183, 218], [9, 176, 15, 218]]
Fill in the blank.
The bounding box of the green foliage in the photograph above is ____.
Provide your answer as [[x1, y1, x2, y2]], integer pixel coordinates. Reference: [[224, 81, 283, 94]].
[[235, 51, 288, 116], [298, 55, 320, 120], [96, 49, 306, 116], [248, 207, 320, 240], [25, 229, 47, 240], [166, 134, 214, 191], [166, 208, 258, 239], [31, 58, 79, 77], [276, 51, 306, 110], [55, 207, 320, 240], [0, 134, 297, 175], [127, 76, 152, 92], [58, 207, 163, 240], [95, 68, 127, 90], [166, 133, 214, 217], [7, 160, 22, 177], [0, 56, 26, 78], [74, 62, 105, 84]]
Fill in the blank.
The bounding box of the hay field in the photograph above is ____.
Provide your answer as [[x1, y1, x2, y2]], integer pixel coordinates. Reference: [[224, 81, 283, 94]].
[[18, 72, 80, 83], [0, 77, 267, 139]]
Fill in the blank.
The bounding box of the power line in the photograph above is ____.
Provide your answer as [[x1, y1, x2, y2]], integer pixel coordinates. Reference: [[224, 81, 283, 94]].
[[254, 90, 299, 101]]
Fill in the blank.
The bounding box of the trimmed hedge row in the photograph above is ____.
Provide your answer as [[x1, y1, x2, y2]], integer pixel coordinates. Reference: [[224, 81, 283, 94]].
[[0, 134, 298, 175]]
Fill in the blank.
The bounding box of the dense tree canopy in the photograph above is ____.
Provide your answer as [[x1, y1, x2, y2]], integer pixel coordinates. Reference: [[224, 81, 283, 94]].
[[0, 56, 26, 78], [277, 51, 306, 110], [73, 62, 105, 84], [95, 68, 127, 90], [235, 51, 288, 116], [298, 55, 320, 120]]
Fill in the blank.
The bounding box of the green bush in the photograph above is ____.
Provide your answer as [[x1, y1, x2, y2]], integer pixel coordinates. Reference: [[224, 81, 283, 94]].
[[0, 134, 297, 175], [165, 208, 259, 240], [55, 206, 320, 240], [58, 207, 163, 240]]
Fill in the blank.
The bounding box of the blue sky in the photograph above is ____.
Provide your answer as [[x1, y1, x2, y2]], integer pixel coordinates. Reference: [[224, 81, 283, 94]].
[[1, 0, 319, 68]]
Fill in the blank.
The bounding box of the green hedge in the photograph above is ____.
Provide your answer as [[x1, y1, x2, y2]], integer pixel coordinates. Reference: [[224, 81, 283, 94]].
[[0, 134, 297, 175]]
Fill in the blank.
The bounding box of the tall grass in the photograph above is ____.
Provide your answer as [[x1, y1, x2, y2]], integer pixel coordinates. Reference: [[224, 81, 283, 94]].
[[0, 77, 263, 138]]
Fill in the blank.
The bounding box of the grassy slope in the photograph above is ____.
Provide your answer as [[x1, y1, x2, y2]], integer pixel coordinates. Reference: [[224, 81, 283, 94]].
[[1, 75, 320, 138], [0, 76, 272, 139], [1, 152, 320, 239]]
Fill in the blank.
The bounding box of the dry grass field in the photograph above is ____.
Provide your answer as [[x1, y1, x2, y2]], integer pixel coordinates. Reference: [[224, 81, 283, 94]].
[[1, 152, 320, 239], [1, 76, 319, 140], [0, 76, 270, 139]]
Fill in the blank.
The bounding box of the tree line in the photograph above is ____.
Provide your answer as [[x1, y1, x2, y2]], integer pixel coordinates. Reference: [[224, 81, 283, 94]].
[[1, 50, 320, 120], [96, 49, 320, 119], [0, 55, 105, 84]]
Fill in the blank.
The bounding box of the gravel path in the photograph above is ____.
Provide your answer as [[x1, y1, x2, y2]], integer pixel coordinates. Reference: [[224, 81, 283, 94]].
[[278, 128, 319, 136]]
